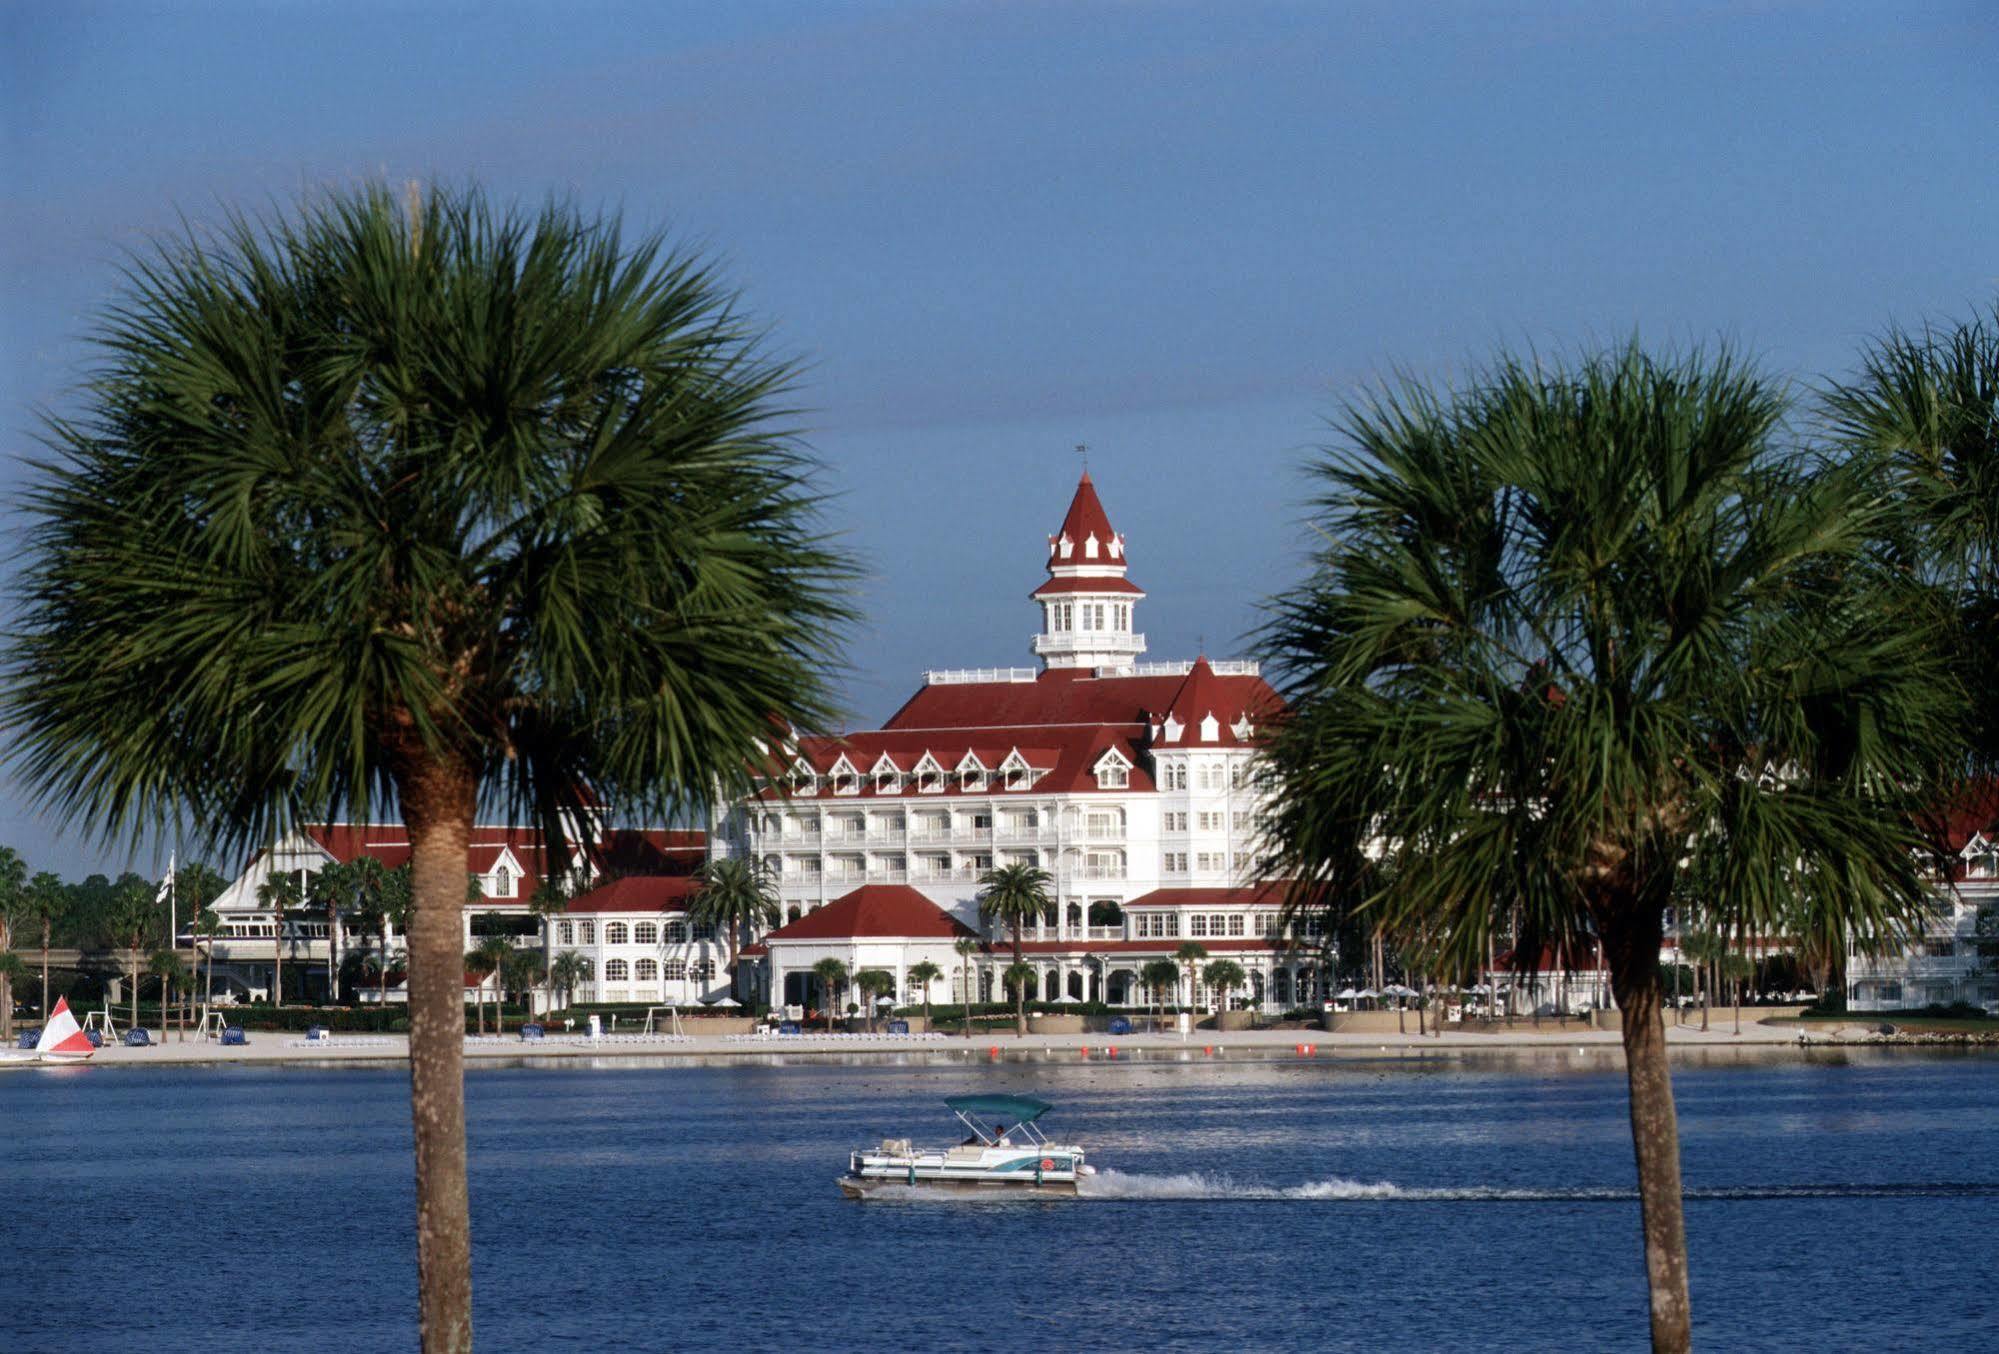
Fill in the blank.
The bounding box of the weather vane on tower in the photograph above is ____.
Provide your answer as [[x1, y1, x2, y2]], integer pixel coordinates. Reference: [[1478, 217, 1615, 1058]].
[[1075, 443, 1088, 473]]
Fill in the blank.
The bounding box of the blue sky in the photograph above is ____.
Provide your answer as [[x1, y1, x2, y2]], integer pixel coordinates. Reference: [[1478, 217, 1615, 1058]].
[[4, 0, 1996, 877]]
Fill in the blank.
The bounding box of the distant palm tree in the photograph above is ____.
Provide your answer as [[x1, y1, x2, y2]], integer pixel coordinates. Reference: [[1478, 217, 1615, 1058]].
[[26, 872, 63, 1019], [906, 960, 942, 1030], [256, 871, 304, 1008], [689, 857, 781, 1001], [1175, 941, 1208, 1016], [812, 957, 849, 1032], [854, 969, 895, 1032], [0, 846, 25, 1039], [1202, 959, 1246, 1023], [111, 879, 154, 1038], [193, 907, 222, 1016], [148, 949, 190, 1041], [474, 931, 514, 1033], [1001, 961, 1037, 1031], [953, 937, 980, 1039], [1, 182, 852, 1353], [1141, 959, 1180, 1027], [498, 948, 547, 1025], [1258, 342, 1962, 1351], [549, 951, 592, 1010], [0, 951, 25, 1041], [977, 864, 1051, 1036]]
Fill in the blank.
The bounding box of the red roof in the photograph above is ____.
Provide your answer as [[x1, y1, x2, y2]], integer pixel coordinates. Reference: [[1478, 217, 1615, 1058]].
[[772, 725, 1149, 799], [1155, 657, 1250, 746], [760, 886, 977, 942], [564, 875, 702, 914], [1029, 574, 1146, 599], [297, 823, 705, 898], [1124, 884, 1299, 909], [1048, 471, 1124, 567], [882, 665, 1281, 734]]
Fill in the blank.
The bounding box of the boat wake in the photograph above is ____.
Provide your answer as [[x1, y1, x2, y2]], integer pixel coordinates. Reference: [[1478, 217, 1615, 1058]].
[[1076, 1170, 1999, 1204]]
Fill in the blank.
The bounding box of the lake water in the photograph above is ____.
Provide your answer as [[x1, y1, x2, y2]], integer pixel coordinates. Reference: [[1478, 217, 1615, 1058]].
[[4, 1047, 1996, 1352]]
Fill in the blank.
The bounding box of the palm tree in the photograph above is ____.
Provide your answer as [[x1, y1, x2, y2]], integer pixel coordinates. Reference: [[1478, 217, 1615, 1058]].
[[498, 948, 548, 1025], [549, 951, 592, 1011], [110, 879, 155, 1039], [689, 857, 781, 1001], [1174, 941, 1208, 1018], [308, 860, 361, 1004], [812, 957, 849, 1032], [906, 960, 942, 1030], [1680, 930, 1725, 1033], [26, 872, 63, 1019], [2, 181, 850, 1351], [1258, 343, 1963, 1352], [1001, 961, 1037, 1030], [1141, 959, 1180, 1027], [977, 864, 1051, 1036], [0, 855, 25, 1043], [148, 950, 190, 1042], [1202, 959, 1246, 1025], [193, 906, 222, 1016], [0, 846, 26, 1040], [256, 871, 304, 1009], [0, 951, 25, 1041], [953, 936, 981, 1038], [854, 969, 895, 1032], [474, 931, 514, 1034]]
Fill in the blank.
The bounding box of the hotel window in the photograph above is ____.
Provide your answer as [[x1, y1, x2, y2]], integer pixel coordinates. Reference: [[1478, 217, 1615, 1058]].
[[1198, 763, 1224, 791], [963, 769, 988, 792], [832, 768, 860, 795], [1060, 603, 1074, 630], [1196, 852, 1224, 872], [1162, 763, 1187, 790], [1207, 913, 1227, 935], [1004, 763, 1031, 791], [1162, 851, 1188, 873], [1189, 914, 1209, 937], [604, 922, 630, 945], [1231, 762, 1251, 790], [691, 958, 715, 981], [1115, 603, 1128, 630], [1198, 811, 1223, 831], [577, 921, 595, 944], [875, 770, 901, 794], [603, 959, 629, 981], [665, 921, 688, 944], [557, 921, 574, 945], [1165, 914, 1181, 937], [633, 922, 659, 945], [1096, 760, 1129, 788], [489, 866, 515, 898], [1228, 914, 1245, 937], [1262, 914, 1280, 938], [790, 768, 818, 796], [635, 958, 659, 982], [663, 959, 687, 980], [693, 921, 717, 942]]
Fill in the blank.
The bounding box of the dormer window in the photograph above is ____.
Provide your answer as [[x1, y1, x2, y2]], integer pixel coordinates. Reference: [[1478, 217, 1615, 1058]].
[[830, 756, 861, 796], [1199, 714, 1220, 743], [871, 755, 902, 795], [1001, 751, 1033, 791], [490, 866, 515, 898], [1085, 534, 1099, 559], [1094, 749, 1132, 789], [915, 754, 945, 794], [1059, 535, 1074, 560], [789, 760, 818, 796]]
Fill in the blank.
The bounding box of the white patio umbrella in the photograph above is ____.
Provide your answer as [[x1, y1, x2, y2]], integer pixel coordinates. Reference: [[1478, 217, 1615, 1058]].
[[1335, 987, 1360, 1000], [708, 997, 741, 1008]]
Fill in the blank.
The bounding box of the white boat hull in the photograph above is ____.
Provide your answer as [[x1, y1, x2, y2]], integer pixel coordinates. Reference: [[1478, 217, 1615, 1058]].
[[841, 1142, 1091, 1198]]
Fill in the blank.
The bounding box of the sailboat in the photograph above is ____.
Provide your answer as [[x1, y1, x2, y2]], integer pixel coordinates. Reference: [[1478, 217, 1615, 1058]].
[[0, 997, 98, 1067]]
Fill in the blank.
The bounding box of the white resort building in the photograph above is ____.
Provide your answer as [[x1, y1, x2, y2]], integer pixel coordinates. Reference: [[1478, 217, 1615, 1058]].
[[714, 471, 1321, 1015]]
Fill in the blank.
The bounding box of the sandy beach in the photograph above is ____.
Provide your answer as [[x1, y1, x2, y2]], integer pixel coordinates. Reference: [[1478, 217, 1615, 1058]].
[[41, 1014, 1966, 1069]]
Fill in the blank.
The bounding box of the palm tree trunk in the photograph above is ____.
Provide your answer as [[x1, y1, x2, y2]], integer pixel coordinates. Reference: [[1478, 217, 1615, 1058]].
[[1604, 909, 1692, 1354], [129, 946, 140, 1037], [42, 918, 52, 1018], [395, 750, 478, 1354], [272, 912, 283, 1012], [1011, 923, 1025, 1038]]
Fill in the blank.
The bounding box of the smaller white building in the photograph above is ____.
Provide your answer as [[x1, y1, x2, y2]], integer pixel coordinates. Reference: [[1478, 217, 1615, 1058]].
[[753, 885, 978, 1014]]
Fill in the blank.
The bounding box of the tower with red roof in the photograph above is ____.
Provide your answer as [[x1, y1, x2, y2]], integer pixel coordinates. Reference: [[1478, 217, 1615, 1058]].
[[1030, 472, 1147, 671]]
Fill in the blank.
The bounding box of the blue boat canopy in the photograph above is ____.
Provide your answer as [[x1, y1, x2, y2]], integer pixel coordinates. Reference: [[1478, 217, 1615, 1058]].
[[946, 1094, 1053, 1124]]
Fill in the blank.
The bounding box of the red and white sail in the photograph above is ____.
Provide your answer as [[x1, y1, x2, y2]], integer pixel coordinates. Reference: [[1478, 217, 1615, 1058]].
[[35, 997, 95, 1061]]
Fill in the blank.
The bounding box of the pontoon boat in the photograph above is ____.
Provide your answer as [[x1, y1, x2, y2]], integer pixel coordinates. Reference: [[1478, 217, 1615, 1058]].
[[839, 1094, 1094, 1198]]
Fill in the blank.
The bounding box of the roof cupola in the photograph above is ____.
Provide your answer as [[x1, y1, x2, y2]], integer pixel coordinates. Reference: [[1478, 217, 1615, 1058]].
[[1031, 471, 1147, 672]]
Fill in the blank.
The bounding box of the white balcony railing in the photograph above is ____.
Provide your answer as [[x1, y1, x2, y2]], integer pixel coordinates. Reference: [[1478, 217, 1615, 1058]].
[[1032, 631, 1146, 657]]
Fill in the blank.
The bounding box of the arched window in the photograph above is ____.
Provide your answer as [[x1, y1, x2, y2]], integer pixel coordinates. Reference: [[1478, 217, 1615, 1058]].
[[633, 922, 659, 945], [604, 922, 630, 945], [603, 959, 629, 981], [489, 866, 515, 898], [690, 958, 715, 981], [634, 958, 659, 981], [662, 959, 687, 981], [665, 920, 688, 944]]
